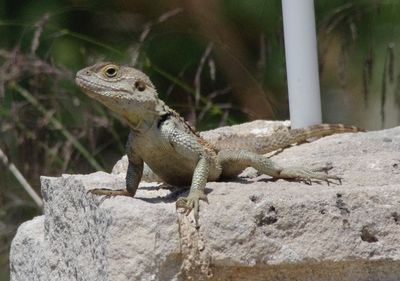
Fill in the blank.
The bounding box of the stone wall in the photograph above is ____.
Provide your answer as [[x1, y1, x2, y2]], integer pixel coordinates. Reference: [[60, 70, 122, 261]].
[[10, 122, 400, 281]]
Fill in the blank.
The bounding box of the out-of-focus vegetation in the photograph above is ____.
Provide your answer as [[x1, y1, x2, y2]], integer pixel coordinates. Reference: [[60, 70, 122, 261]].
[[0, 0, 399, 279]]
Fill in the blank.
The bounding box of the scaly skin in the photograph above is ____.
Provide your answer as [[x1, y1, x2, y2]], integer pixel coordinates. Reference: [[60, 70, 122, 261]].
[[75, 62, 360, 225]]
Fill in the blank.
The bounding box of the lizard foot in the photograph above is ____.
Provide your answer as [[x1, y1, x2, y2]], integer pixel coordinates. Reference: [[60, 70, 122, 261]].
[[87, 188, 132, 202], [280, 167, 342, 185], [176, 189, 208, 227]]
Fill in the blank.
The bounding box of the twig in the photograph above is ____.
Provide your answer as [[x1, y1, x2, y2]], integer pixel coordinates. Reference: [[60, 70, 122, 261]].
[[0, 148, 43, 208], [31, 13, 50, 55], [140, 7, 183, 43], [12, 83, 104, 171], [198, 86, 231, 121], [194, 42, 213, 106], [131, 7, 183, 66], [49, 29, 124, 56], [256, 33, 266, 80]]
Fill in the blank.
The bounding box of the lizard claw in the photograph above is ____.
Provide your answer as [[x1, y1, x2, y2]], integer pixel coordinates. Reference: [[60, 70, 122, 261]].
[[176, 189, 207, 227], [301, 178, 312, 185], [281, 167, 342, 186], [325, 175, 342, 185]]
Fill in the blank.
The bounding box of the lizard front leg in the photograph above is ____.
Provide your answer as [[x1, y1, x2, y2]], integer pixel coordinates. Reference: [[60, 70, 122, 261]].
[[161, 125, 215, 225], [88, 158, 143, 197], [176, 156, 209, 225], [88, 141, 144, 197], [218, 149, 340, 184]]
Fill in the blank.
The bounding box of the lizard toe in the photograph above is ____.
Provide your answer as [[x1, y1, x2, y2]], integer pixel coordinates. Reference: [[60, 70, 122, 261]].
[[176, 190, 207, 227], [280, 167, 342, 185]]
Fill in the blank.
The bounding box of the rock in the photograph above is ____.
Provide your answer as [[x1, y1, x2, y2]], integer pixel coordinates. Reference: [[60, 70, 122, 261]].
[[10, 175, 111, 281], [10, 122, 400, 281]]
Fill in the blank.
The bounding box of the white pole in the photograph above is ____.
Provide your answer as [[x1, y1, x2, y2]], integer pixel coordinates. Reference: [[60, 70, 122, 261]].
[[282, 0, 322, 128]]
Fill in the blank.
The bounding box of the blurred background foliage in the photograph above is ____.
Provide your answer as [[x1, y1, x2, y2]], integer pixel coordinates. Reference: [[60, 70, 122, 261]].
[[0, 0, 400, 278]]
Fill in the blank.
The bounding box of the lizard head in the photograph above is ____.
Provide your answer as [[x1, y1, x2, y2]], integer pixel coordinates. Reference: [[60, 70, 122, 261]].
[[76, 62, 161, 127]]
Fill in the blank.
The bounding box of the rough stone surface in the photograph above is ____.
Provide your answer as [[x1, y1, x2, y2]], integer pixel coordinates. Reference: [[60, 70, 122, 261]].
[[10, 121, 400, 281]]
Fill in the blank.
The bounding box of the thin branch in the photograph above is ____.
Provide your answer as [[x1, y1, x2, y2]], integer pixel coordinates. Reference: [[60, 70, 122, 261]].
[[131, 7, 183, 66], [194, 42, 213, 106], [0, 148, 43, 208], [31, 13, 50, 55], [12, 83, 104, 171]]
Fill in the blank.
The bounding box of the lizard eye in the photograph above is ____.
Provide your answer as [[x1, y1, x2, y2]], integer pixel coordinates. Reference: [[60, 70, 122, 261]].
[[135, 80, 146, 92], [103, 65, 119, 78]]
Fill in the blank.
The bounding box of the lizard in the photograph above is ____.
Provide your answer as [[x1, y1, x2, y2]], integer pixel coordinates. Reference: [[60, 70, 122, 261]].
[[75, 62, 361, 225]]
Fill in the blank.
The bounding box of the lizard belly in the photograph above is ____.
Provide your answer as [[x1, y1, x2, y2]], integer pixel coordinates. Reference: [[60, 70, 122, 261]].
[[135, 130, 220, 186], [143, 152, 197, 186], [144, 154, 221, 186]]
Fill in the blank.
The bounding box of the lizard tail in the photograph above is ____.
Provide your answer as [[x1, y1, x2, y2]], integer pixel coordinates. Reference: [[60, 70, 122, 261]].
[[253, 123, 363, 154], [289, 124, 363, 141], [210, 123, 363, 154]]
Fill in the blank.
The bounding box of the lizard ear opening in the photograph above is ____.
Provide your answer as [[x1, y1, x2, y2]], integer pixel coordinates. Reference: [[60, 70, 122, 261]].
[[135, 80, 146, 92]]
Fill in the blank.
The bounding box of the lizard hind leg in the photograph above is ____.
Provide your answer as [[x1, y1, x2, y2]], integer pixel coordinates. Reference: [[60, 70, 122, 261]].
[[218, 149, 341, 184]]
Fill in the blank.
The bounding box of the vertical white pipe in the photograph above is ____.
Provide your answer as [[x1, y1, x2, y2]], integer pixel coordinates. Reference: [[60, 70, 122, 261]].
[[282, 0, 322, 128]]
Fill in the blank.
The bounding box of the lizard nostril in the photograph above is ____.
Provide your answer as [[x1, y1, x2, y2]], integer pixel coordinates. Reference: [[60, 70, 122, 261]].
[[135, 81, 146, 92]]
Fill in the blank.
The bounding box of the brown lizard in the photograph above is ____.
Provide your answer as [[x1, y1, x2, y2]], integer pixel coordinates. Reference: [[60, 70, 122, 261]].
[[75, 62, 360, 224]]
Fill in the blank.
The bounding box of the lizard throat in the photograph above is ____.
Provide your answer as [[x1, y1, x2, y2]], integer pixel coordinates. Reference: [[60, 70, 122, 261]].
[[123, 113, 144, 129]]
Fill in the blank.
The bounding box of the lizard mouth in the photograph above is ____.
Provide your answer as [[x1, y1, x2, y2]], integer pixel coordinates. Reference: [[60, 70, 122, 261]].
[[75, 76, 108, 93], [75, 76, 128, 101]]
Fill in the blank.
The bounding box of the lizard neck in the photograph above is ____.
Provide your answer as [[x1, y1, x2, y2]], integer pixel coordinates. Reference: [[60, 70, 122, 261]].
[[123, 112, 156, 132], [123, 99, 167, 133]]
